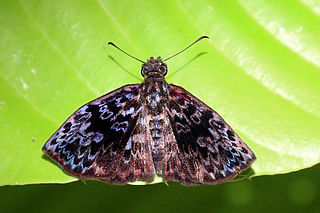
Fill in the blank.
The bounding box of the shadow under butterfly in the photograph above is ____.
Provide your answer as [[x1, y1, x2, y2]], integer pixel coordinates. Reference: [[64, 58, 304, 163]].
[[42, 36, 256, 186]]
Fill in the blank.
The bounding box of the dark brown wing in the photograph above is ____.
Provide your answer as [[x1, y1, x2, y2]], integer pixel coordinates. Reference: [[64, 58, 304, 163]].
[[42, 84, 155, 184], [162, 84, 256, 185]]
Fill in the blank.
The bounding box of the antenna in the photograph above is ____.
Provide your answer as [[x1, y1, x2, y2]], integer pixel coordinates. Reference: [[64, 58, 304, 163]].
[[108, 42, 145, 63], [163, 36, 209, 61]]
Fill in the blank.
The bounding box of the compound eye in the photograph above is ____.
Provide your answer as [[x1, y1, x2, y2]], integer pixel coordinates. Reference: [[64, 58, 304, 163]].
[[141, 67, 145, 77], [159, 65, 167, 75]]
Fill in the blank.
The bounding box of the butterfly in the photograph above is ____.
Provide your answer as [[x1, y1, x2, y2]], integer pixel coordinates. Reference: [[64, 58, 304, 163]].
[[42, 36, 256, 185]]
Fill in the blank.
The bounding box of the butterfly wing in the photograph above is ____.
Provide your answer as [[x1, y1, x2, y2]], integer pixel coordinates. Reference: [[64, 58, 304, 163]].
[[42, 84, 155, 184], [163, 84, 256, 185]]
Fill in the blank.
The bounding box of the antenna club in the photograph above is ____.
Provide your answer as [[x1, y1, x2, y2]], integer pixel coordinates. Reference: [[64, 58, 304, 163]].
[[108, 41, 145, 63], [163, 35, 209, 61]]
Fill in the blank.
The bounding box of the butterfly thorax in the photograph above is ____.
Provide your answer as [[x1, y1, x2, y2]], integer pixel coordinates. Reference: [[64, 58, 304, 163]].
[[140, 57, 170, 174]]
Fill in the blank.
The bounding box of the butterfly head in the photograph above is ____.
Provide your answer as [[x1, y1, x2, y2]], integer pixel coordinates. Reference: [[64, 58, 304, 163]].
[[141, 56, 167, 78]]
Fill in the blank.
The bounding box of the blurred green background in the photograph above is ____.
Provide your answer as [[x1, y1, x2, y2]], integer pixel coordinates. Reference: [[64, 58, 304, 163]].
[[1, 0, 320, 212]]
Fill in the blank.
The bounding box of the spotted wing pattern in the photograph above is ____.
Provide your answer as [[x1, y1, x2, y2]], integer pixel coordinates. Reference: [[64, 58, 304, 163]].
[[162, 84, 256, 185], [42, 84, 155, 184]]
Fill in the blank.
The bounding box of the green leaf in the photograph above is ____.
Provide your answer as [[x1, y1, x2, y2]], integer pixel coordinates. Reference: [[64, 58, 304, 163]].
[[0, 0, 319, 186]]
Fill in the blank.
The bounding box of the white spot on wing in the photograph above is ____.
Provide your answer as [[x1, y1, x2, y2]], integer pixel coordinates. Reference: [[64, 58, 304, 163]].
[[122, 107, 134, 116], [94, 133, 104, 142], [221, 170, 226, 177], [125, 139, 132, 150], [210, 173, 216, 180], [125, 93, 133, 99], [80, 121, 91, 131]]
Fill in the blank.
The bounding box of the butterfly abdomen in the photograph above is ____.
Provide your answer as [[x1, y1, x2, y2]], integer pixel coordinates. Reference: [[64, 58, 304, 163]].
[[142, 79, 169, 174]]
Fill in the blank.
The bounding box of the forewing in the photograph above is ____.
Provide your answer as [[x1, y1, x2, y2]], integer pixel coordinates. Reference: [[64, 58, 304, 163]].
[[163, 84, 256, 185], [42, 84, 155, 184]]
